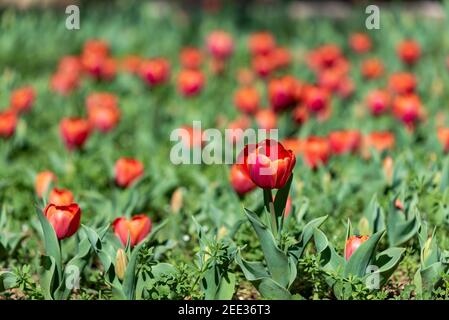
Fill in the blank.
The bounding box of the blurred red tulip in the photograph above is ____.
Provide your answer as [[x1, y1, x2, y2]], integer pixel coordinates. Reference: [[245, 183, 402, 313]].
[[252, 54, 275, 78], [248, 32, 276, 56], [234, 87, 260, 114], [238, 139, 296, 189], [57, 55, 82, 77], [303, 136, 331, 169], [59, 118, 91, 150], [114, 158, 144, 188], [177, 69, 205, 97], [307, 44, 343, 72], [50, 72, 79, 95], [81, 39, 112, 79], [180, 47, 203, 69], [35, 171, 57, 198], [120, 55, 142, 74], [329, 130, 361, 155], [270, 46, 292, 70], [268, 76, 297, 112], [87, 103, 121, 132], [345, 235, 369, 260], [365, 131, 395, 152], [206, 30, 234, 60], [255, 109, 277, 130], [86, 92, 118, 110], [361, 58, 384, 80], [280, 138, 304, 155], [44, 203, 81, 240], [349, 32, 372, 54], [292, 104, 309, 125], [0, 110, 17, 138], [49, 188, 74, 206], [230, 163, 256, 195], [437, 127, 449, 153], [388, 72, 417, 95], [366, 89, 391, 116], [139, 58, 170, 86], [397, 40, 421, 65], [112, 214, 152, 247], [10, 86, 35, 113], [303, 85, 330, 114], [392, 94, 423, 126]]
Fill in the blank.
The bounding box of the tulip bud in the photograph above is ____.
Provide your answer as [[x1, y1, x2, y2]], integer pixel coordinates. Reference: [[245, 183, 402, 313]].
[[206, 30, 234, 60], [115, 248, 128, 281], [397, 40, 421, 65], [248, 32, 276, 56], [177, 69, 205, 97], [358, 217, 370, 236], [234, 87, 260, 114], [170, 188, 184, 214], [345, 235, 369, 261], [383, 156, 394, 185], [35, 171, 57, 198], [10, 86, 35, 114], [139, 58, 170, 86], [0, 111, 18, 139], [59, 117, 91, 150], [114, 158, 144, 188], [422, 237, 433, 264]]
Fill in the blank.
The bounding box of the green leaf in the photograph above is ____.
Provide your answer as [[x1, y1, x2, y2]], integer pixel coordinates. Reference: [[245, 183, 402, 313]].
[[258, 278, 292, 300], [289, 215, 328, 261], [235, 250, 270, 281], [244, 208, 290, 288], [215, 272, 236, 300], [344, 230, 384, 278], [0, 271, 17, 291], [40, 255, 58, 300], [371, 247, 405, 286], [313, 228, 344, 274]]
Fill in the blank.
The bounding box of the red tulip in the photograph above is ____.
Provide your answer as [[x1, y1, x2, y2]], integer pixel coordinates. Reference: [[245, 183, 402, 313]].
[[349, 32, 372, 54], [270, 47, 292, 70], [0, 111, 17, 138], [328, 130, 361, 155], [388, 72, 417, 95], [248, 32, 276, 56], [292, 105, 310, 125], [365, 131, 395, 152], [50, 72, 79, 96], [206, 31, 234, 60], [280, 138, 304, 156], [366, 89, 390, 116], [177, 69, 205, 97], [10, 86, 35, 113], [337, 77, 355, 99], [114, 158, 144, 188], [303, 136, 331, 169], [255, 109, 277, 131], [120, 55, 142, 74], [230, 164, 256, 195], [268, 76, 297, 112], [307, 44, 343, 72], [392, 94, 423, 126], [180, 47, 203, 69], [252, 54, 275, 78], [112, 215, 152, 247], [234, 87, 260, 114], [60, 118, 91, 150], [361, 58, 384, 80], [57, 55, 82, 77], [81, 39, 111, 79], [437, 127, 449, 153], [43, 203, 81, 240], [397, 40, 421, 65], [49, 188, 74, 206], [139, 58, 170, 86], [238, 139, 296, 189], [345, 235, 369, 260], [303, 85, 330, 114], [86, 92, 120, 132], [35, 171, 57, 198]]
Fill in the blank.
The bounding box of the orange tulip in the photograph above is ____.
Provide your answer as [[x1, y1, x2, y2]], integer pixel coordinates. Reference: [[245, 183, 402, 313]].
[[328, 130, 362, 155], [248, 32, 276, 56], [437, 127, 449, 153], [35, 171, 57, 198], [43, 203, 81, 240], [361, 58, 384, 80], [10, 86, 35, 113], [392, 94, 423, 126], [397, 40, 421, 65], [345, 235, 369, 260], [234, 87, 260, 114], [229, 164, 256, 195], [303, 136, 331, 169], [59, 118, 91, 150], [255, 109, 277, 131], [120, 55, 142, 74], [0, 111, 17, 138], [388, 72, 417, 95], [114, 158, 145, 188], [349, 32, 372, 54], [49, 188, 75, 206], [365, 131, 395, 152], [177, 69, 205, 97], [180, 47, 203, 69], [139, 58, 170, 86], [206, 30, 234, 60], [50, 72, 79, 96], [303, 85, 330, 114], [252, 54, 275, 78], [268, 76, 297, 112], [112, 215, 152, 247]]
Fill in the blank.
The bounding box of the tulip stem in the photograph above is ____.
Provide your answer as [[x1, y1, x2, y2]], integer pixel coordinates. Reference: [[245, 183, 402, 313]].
[[263, 188, 277, 238]]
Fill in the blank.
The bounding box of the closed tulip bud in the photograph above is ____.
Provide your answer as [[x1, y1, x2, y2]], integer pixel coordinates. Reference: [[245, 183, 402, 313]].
[[230, 163, 256, 195], [393, 94, 423, 126], [303, 85, 330, 114], [303, 136, 331, 169], [388, 72, 417, 95], [248, 32, 276, 56], [328, 130, 361, 155], [238, 139, 296, 190], [437, 127, 449, 153], [268, 76, 297, 113], [206, 30, 234, 60], [422, 237, 433, 264], [179, 47, 203, 70], [361, 58, 384, 80], [43, 203, 81, 240], [349, 32, 372, 54], [345, 235, 369, 260], [0, 111, 18, 138], [397, 40, 421, 65], [234, 87, 260, 114], [170, 187, 184, 214], [49, 188, 74, 206], [177, 69, 205, 97], [139, 58, 170, 86], [60, 118, 91, 150], [358, 217, 370, 236], [112, 214, 152, 247], [114, 158, 144, 188], [252, 55, 275, 78], [10, 86, 35, 114], [366, 89, 390, 116], [35, 171, 57, 198], [115, 248, 128, 281], [383, 156, 394, 185]]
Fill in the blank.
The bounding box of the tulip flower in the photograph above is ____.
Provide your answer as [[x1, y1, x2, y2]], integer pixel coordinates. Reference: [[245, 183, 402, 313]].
[[43, 203, 81, 240], [303, 136, 331, 169], [177, 69, 205, 97], [270, 47, 292, 70], [87, 103, 121, 132], [280, 138, 304, 156], [388, 72, 417, 95], [345, 235, 369, 260], [366, 89, 390, 116], [361, 58, 384, 80], [112, 214, 152, 247], [139, 58, 170, 86], [115, 248, 128, 280], [437, 127, 449, 153], [365, 131, 395, 153], [81, 39, 111, 79], [292, 105, 310, 125], [268, 76, 297, 112], [48, 188, 75, 206], [230, 163, 256, 195], [252, 54, 275, 78], [50, 72, 79, 96], [86, 92, 118, 110], [238, 139, 296, 190], [57, 55, 82, 77], [114, 158, 144, 188], [10, 86, 35, 113], [397, 40, 421, 65], [59, 118, 91, 150], [392, 94, 423, 126], [307, 44, 343, 72], [255, 109, 277, 131], [328, 130, 362, 155], [206, 30, 234, 60], [179, 47, 203, 69], [35, 171, 57, 198], [349, 32, 372, 54], [0, 110, 17, 138], [120, 55, 142, 74], [234, 87, 260, 114], [248, 32, 276, 56], [303, 85, 330, 114]]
